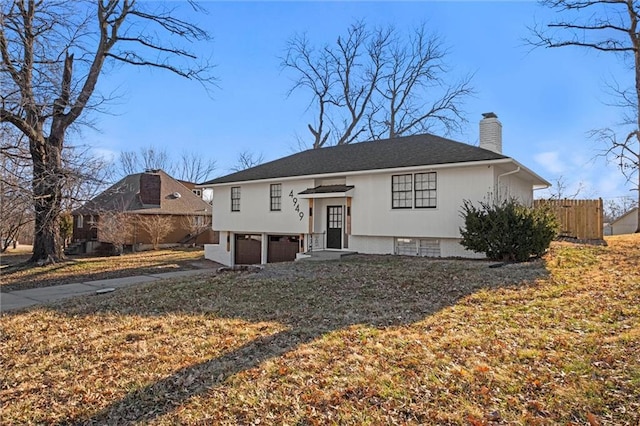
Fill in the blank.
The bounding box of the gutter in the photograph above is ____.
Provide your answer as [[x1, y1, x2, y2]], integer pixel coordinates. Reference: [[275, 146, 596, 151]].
[[497, 166, 521, 183]]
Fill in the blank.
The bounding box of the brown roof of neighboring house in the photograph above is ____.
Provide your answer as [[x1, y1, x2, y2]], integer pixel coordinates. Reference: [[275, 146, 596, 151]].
[[74, 170, 211, 216]]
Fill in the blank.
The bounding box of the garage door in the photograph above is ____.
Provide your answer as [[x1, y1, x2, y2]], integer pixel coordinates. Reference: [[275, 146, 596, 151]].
[[235, 234, 262, 265], [267, 235, 299, 263]]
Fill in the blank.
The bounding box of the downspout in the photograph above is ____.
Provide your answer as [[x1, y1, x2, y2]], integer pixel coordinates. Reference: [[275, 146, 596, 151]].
[[496, 167, 520, 203]]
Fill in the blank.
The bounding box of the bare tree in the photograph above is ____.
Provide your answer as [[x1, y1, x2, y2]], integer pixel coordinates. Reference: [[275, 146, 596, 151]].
[[604, 196, 638, 222], [283, 21, 473, 148], [62, 144, 114, 211], [0, 0, 215, 263], [283, 34, 334, 149], [97, 210, 132, 254], [180, 214, 211, 240], [118, 146, 173, 176], [1, 124, 109, 252], [117, 146, 216, 183], [175, 151, 217, 183], [544, 175, 586, 200], [370, 24, 474, 139], [0, 131, 33, 251], [284, 22, 391, 148], [137, 214, 172, 250], [529, 0, 640, 232], [231, 150, 264, 172]]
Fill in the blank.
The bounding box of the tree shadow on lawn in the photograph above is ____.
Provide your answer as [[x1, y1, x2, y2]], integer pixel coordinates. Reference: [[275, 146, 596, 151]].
[[55, 255, 549, 425], [0, 261, 205, 292]]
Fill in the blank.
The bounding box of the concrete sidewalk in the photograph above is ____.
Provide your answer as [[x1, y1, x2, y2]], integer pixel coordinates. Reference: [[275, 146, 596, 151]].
[[0, 268, 217, 313]]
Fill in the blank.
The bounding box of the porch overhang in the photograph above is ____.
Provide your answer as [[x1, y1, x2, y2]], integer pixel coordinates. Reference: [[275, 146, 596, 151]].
[[298, 185, 354, 199]]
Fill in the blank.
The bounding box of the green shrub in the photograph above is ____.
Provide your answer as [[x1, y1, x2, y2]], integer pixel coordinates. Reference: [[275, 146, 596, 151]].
[[459, 198, 558, 262]]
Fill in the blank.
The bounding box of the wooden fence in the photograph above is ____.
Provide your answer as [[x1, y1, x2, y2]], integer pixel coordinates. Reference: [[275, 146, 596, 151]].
[[534, 198, 604, 241]]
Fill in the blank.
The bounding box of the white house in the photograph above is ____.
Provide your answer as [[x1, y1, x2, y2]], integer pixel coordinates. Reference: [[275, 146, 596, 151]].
[[608, 208, 639, 235], [201, 113, 550, 265]]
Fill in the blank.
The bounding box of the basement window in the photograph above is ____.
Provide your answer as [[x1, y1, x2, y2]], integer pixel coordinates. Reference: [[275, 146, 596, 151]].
[[395, 238, 416, 255], [418, 239, 441, 257], [395, 237, 441, 257]]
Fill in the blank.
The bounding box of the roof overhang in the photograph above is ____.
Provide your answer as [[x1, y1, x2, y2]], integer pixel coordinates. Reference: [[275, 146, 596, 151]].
[[200, 158, 517, 187], [200, 158, 552, 189], [298, 185, 355, 199], [508, 160, 551, 189]]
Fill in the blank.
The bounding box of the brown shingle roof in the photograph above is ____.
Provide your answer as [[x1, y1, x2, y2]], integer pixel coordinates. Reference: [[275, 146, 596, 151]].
[[74, 170, 211, 215]]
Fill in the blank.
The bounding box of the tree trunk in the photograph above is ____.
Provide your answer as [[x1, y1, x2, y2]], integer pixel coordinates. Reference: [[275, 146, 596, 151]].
[[29, 133, 64, 263]]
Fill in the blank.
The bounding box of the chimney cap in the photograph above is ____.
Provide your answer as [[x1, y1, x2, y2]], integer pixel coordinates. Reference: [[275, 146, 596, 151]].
[[482, 112, 498, 119]]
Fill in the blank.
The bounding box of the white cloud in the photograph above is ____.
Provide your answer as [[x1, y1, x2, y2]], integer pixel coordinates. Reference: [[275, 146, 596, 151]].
[[92, 147, 117, 162], [594, 169, 631, 199], [533, 151, 566, 175]]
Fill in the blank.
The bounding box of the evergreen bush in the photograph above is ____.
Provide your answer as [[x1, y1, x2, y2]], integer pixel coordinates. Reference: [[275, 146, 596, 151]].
[[459, 199, 558, 262]]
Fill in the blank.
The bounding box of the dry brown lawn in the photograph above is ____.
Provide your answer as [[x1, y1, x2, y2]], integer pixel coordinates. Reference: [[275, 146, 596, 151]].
[[0, 248, 215, 292], [1, 235, 638, 425]]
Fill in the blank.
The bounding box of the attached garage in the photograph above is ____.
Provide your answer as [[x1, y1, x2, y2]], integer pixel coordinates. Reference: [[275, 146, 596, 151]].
[[235, 234, 262, 265], [267, 235, 300, 263]]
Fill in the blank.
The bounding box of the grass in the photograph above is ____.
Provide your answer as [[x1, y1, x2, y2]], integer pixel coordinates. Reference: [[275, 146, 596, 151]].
[[1, 235, 639, 425], [0, 248, 213, 291]]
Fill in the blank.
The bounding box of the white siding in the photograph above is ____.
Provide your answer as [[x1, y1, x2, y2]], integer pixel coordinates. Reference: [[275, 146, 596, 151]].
[[349, 235, 483, 258], [441, 239, 484, 258], [212, 180, 313, 234], [349, 235, 395, 254], [348, 165, 494, 238], [204, 231, 232, 266], [494, 165, 535, 205], [611, 209, 638, 235], [208, 162, 538, 261]]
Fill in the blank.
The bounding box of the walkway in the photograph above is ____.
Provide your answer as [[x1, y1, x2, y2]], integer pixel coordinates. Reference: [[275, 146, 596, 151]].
[[0, 268, 217, 313]]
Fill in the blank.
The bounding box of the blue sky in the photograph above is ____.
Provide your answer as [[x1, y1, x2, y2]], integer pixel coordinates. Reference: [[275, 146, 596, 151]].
[[83, 1, 635, 201]]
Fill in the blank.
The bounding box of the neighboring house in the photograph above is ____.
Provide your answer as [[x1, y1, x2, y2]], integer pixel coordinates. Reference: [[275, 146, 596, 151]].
[[72, 169, 216, 253], [608, 208, 639, 235], [200, 113, 550, 266]]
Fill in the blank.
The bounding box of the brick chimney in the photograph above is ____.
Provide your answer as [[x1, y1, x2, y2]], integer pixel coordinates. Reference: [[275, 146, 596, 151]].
[[139, 170, 161, 207], [479, 112, 502, 154]]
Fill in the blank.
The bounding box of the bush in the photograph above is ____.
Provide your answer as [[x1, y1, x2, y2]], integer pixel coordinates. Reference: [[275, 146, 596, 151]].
[[459, 199, 558, 262]]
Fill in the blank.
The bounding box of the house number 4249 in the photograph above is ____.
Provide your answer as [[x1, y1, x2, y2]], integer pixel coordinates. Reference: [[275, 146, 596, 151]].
[[289, 190, 304, 221]]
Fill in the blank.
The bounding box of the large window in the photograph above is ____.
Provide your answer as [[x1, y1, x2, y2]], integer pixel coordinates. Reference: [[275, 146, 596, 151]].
[[415, 172, 437, 208], [231, 187, 241, 211], [392, 174, 413, 209], [270, 183, 282, 211]]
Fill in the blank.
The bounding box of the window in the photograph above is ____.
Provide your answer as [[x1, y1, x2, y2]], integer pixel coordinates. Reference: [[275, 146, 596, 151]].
[[392, 174, 412, 209], [395, 237, 441, 257], [415, 172, 437, 208], [193, 189, 202, 197], [231, 187, 241, 211], [77, 215, 84, 228], [270, 184, 282, 211], [418, 238, 441, 257], [395, 238, 416, 255]]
